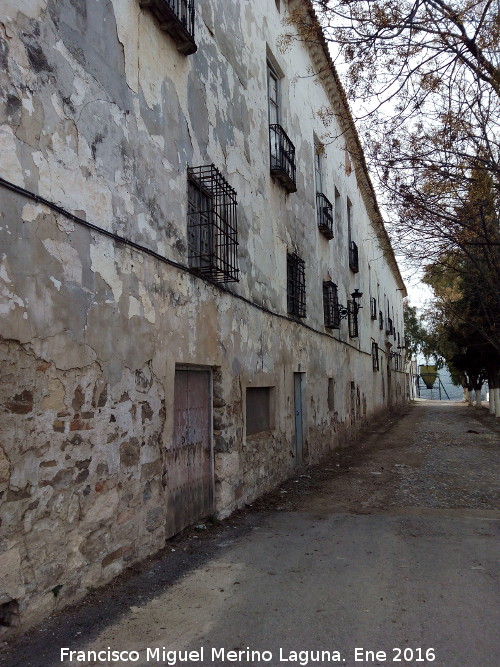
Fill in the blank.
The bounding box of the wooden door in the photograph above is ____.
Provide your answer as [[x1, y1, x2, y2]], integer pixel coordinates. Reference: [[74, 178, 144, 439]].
[[165, 370, 212, 537]]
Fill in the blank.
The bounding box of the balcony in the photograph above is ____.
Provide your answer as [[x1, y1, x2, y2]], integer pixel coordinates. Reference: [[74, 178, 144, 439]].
[[269, 124, 297, 193], [316, 193, 334, 239], [139, 0, 197, 55], [349, 241, 359, 273]]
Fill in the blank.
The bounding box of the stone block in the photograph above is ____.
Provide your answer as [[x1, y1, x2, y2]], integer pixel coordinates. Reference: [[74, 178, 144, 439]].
[[0, 547, 24, 602]]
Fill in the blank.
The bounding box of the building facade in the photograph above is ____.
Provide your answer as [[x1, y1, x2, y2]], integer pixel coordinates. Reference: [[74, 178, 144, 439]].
[[0, 0, 406, 632]]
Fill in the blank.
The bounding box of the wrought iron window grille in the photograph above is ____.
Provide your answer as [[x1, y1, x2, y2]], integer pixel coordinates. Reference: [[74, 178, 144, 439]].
[[316, 193, 334, 239], [270, 124, 297, 193], [347, 300, 359, 338], [287, 253, 306, 317], [349, 240, 359, 273], [372, 342, 379, 371], [323, 281, 340, 328], [370, 297, 377, 320], [187, 165, 239, 283], [139, 0, 197, 55]]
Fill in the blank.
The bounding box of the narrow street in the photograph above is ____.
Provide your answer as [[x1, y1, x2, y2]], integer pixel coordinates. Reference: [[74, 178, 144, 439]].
[[2, 401, 499, 667]]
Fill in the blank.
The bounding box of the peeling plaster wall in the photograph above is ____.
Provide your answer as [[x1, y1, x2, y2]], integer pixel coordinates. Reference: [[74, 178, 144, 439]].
[[0, 0, 406, 632]]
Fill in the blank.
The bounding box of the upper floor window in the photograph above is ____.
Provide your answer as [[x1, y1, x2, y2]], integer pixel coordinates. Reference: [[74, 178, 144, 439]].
[[140, 0, 197, 55], [349, 241, 359, 273], [323, 281, 340, 329], [187, 165, 239, 283], [347, 300, 359, 338], [314, 141, 323, 194], [372, 342, 380, 371], [370, 297, 377, 320], [268, 60, 296, 193], [268, 62, 280, 125], [287, 253, 306, 318]]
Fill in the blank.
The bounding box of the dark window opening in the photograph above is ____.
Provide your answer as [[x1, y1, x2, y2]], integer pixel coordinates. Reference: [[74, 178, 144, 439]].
[[370, 297, 377, 319], [379, 310, 384, 330], [349, 241, 359, 273], [187, 165, 239, 283], [246, 387, 274, 435], [323, 281, 340, 328], [287, 253, 306, 317], [139, 0, 196, 55], [347, 300, 359, 338], [372, 342, 379, 371], [328, 377, 335, 411]]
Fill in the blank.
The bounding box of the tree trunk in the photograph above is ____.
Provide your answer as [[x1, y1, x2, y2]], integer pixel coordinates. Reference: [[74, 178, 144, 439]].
[[489, 386, 495, 414], [495, 387, 500, 418], [474, 389, 482, 408]]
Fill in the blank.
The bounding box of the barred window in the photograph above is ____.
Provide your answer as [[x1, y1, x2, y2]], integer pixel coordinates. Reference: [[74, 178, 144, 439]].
[[287, 253, 306, 318], [187, 165, 239, 283], [347, 300, 359, 338], [323, 281, 340, 328], [372, 342, 379, 371]]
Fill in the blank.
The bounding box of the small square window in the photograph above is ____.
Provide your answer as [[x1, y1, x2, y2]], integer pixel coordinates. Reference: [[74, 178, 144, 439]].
[[246, 387, 274, 435]]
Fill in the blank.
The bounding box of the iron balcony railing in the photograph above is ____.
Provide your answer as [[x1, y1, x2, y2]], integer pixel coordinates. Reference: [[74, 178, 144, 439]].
[[269, 124, 297, 193], [140, 0, 196, 55], [349, 241, 359, 273], [316, 193, 334, 239]]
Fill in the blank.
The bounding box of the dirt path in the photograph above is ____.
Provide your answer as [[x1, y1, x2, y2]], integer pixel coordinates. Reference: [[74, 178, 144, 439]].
[[1, 400, 499, 667]]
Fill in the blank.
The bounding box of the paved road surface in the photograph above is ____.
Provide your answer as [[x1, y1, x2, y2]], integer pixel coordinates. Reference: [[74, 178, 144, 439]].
[[1, 401, 499, 667]]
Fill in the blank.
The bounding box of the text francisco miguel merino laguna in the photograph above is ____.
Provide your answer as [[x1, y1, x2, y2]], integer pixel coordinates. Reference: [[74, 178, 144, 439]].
[[61, 647, 361, 664]]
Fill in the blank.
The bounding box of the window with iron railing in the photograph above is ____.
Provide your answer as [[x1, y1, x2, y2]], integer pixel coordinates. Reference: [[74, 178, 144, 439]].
[[349, 241, 359, 273], [270, 124, 297, 192], [323, 281, 340, 328], [139, 0, 196, 54], [347, 300, 359, 338], [372, 342, 379, 371], [187, 165, 239, 283], [287, 253, 306, 317], [370, 297, 377, 320], [316, 193, 334, 239]]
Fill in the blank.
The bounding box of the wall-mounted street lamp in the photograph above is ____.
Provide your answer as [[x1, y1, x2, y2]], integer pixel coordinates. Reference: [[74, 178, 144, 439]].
[[338, 289, 363, 320], [338, 290, 363, 338]]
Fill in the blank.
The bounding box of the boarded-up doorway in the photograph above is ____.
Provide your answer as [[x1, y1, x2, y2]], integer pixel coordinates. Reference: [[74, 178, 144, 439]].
[[165, 369, 213, 537]]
